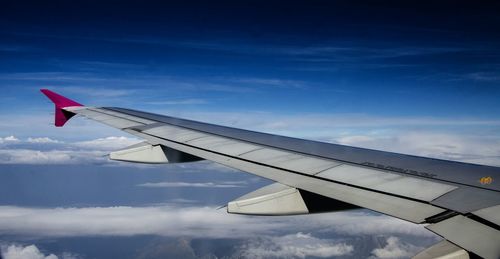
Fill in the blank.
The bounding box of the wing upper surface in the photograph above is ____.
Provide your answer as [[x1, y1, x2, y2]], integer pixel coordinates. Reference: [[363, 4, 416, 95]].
[[65, 106, 500, 258], [104, 107, 500, 191]]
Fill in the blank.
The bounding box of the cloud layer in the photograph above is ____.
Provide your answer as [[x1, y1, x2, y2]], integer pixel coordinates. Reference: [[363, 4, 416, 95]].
[[0, 206, 435, 239], [0, 206, 436, 258]]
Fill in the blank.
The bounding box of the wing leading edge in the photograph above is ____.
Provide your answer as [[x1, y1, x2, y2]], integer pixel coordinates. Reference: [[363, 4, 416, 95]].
[[41, 89, 500, 259]]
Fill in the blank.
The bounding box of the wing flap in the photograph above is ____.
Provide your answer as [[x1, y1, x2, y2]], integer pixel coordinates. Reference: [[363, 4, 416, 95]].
[[431, 187, 500, 213], [227, 183, 309, 215], [472, 204, 500, 226], [317, 164, 457, 202], [426, 215, 500, 259], [227, 182, 360, 215], [412, 240, 469, 259], [109, 142, 169, 163]]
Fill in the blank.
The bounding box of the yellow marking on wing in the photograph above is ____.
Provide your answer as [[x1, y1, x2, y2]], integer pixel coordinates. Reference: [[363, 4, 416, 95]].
[[479, 176, 493, 185]]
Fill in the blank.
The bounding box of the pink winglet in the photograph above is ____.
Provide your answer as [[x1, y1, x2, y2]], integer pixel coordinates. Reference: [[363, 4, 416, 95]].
[[40, 89, 84, 127]]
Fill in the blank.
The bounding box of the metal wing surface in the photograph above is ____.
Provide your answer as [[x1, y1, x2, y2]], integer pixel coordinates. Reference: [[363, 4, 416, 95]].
[[41, 89, 500, 259]]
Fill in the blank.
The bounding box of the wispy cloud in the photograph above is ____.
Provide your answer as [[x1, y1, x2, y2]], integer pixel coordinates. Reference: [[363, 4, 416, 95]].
[[138, 181, 246, 188], [463, 72, 500, 82], [0, 72, 258, 96], [52, 86, 137, 98], [285, 46, 465, 59], [225, 77, 308, 89], [78, 60, 146, 70], [0, 44, 39, 53], [146, 98, 208, 105]]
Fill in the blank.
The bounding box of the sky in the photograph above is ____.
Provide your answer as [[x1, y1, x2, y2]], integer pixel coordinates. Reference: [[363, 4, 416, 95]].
[[0, 1, 500, 258]]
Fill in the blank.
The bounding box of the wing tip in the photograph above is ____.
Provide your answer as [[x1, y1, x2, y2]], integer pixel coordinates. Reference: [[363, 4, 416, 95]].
[[40, 89, 84, 108], [40, 89, 84, 127]]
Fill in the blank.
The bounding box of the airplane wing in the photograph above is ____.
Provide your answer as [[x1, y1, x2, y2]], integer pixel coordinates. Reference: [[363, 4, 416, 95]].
[[41, 89, 500, 259]]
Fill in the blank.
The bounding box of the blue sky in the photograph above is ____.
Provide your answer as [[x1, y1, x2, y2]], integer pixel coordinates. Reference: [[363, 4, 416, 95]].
[[1, 1, 500, 258], [1, 0, 500, 120]]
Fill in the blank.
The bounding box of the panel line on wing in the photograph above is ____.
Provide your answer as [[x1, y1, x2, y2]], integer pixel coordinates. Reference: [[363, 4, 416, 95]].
[[124, 128, 446, 223], [128, 128, 452, 207], [124, 122, 458, 202]]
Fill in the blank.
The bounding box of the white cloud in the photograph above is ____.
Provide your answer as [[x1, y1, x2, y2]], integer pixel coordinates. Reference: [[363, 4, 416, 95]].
[[0, 206, 436, 240], [0, 206, 282, 238], [53, 86, 136, 98], [147, 98, 207, 105], [0, 149, 106, 164], [26, 137, 62, 144], [235, 232, 353, 258], [4, 136, 19, 141], [371, 236, 423, 258], [0, 136, 142, 164], [0, 136, 20, 143], [227, 77, 307, 89], [336, 135, 376, 145], [333, 132, 500, 166], [138, 181, 245, 188], [1, 244, 57, 259], [0, 113, 128, 141], [73, 136, 140, 150]]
